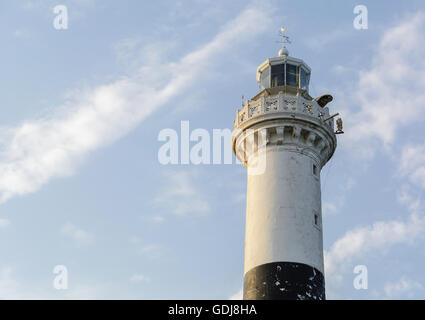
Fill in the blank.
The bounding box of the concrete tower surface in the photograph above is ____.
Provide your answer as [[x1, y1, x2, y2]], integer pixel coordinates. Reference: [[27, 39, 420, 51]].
[[232, 30, 342, 300]]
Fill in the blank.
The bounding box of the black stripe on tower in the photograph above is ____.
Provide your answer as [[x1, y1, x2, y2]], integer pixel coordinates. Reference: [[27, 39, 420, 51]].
[[243, 262, 325, 300]]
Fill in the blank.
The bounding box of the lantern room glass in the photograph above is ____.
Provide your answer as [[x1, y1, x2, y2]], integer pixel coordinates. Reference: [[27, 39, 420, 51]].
[[286, 64, 298, 87], [262, 63, 310, 91]]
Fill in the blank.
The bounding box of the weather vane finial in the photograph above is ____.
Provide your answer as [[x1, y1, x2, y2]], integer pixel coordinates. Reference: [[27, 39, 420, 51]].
[[278, 26, 291, 56]]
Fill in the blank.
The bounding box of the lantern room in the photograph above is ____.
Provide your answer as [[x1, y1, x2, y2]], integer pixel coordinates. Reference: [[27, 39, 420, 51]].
[[256, 55, 311, 93]]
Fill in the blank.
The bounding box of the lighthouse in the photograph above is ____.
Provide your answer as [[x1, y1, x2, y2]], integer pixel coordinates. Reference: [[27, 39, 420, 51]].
[[232, 28, 341, 300]]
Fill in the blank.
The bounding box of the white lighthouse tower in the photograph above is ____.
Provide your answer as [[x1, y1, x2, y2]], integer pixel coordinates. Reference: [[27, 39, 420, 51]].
[[232, 29, 342, 300]]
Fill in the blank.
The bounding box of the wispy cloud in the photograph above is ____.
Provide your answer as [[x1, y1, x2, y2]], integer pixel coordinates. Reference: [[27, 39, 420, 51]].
[[13, 29, 29, 39], [60, 222, 94, 245], [325, 213, 425, 289], [324, 12, 425, 297], [229, 288, 243, 300], [150, 215, 166, 224], [0, 218, 11, 229], [141, 215, 166, 224], [397, 185, 422, 213], [322, 176, 355, 217], [399, 142, 425, 188], [384, 276, 423, 299], [63, 284, 99, 300], [153, 170, 210, 217], [343, 12, 425, 155], [0, 3, 272, 204], [326, 155, 424, 293], [138, 244, 161, 260], [130, 273, 151, 283], [129, 236, 162, 260], [0, 266, 20, 299]]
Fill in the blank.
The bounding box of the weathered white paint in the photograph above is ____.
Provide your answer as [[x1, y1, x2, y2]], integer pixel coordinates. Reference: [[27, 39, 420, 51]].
[[244, 145, 324, 274]]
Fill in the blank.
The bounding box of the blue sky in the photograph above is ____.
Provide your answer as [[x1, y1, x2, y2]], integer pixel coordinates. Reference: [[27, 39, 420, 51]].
[[1, 0, 425, 299]]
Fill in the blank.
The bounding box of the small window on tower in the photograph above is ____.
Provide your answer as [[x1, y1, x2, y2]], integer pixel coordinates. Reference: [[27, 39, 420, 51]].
[[314, 214, 319, 226], [313, 164, 317, 176]]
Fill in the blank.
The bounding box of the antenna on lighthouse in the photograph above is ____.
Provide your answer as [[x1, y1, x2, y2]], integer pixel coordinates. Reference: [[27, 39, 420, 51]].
[[278, 26, 291, 56]]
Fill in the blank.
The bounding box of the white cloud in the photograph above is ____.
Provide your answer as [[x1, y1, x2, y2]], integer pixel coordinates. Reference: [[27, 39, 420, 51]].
[[128, 235, 142, 244], [324, 14, 425, 296], [399, 142, 425, 188], [229, 288, 243, 300], [13, 29, 28, 38], [130, 273, 151, 283], [397, 184, 422, 213], [322, 176, 356, 217], [64, 284, 98, 300], [322, 201, 338, 216], [233, 192, 246, 204], [140, 214, 166, 224], [0, 3, 272, 204], [332, 65, 353, 75], [0, 266, 57, 299], [384, 276, 423, 298], [0, 218, 10, 228], [0, 267, 21, 299], [344, 12, 425, 153], [325, 213, 425, 288], [129, 237, 162, 260], [138, 244, 161, 260], [60, 222, 94, 245], [150, 215, 165, 224], [153, 170, 210, 217], [0, 266, 53, 299]]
